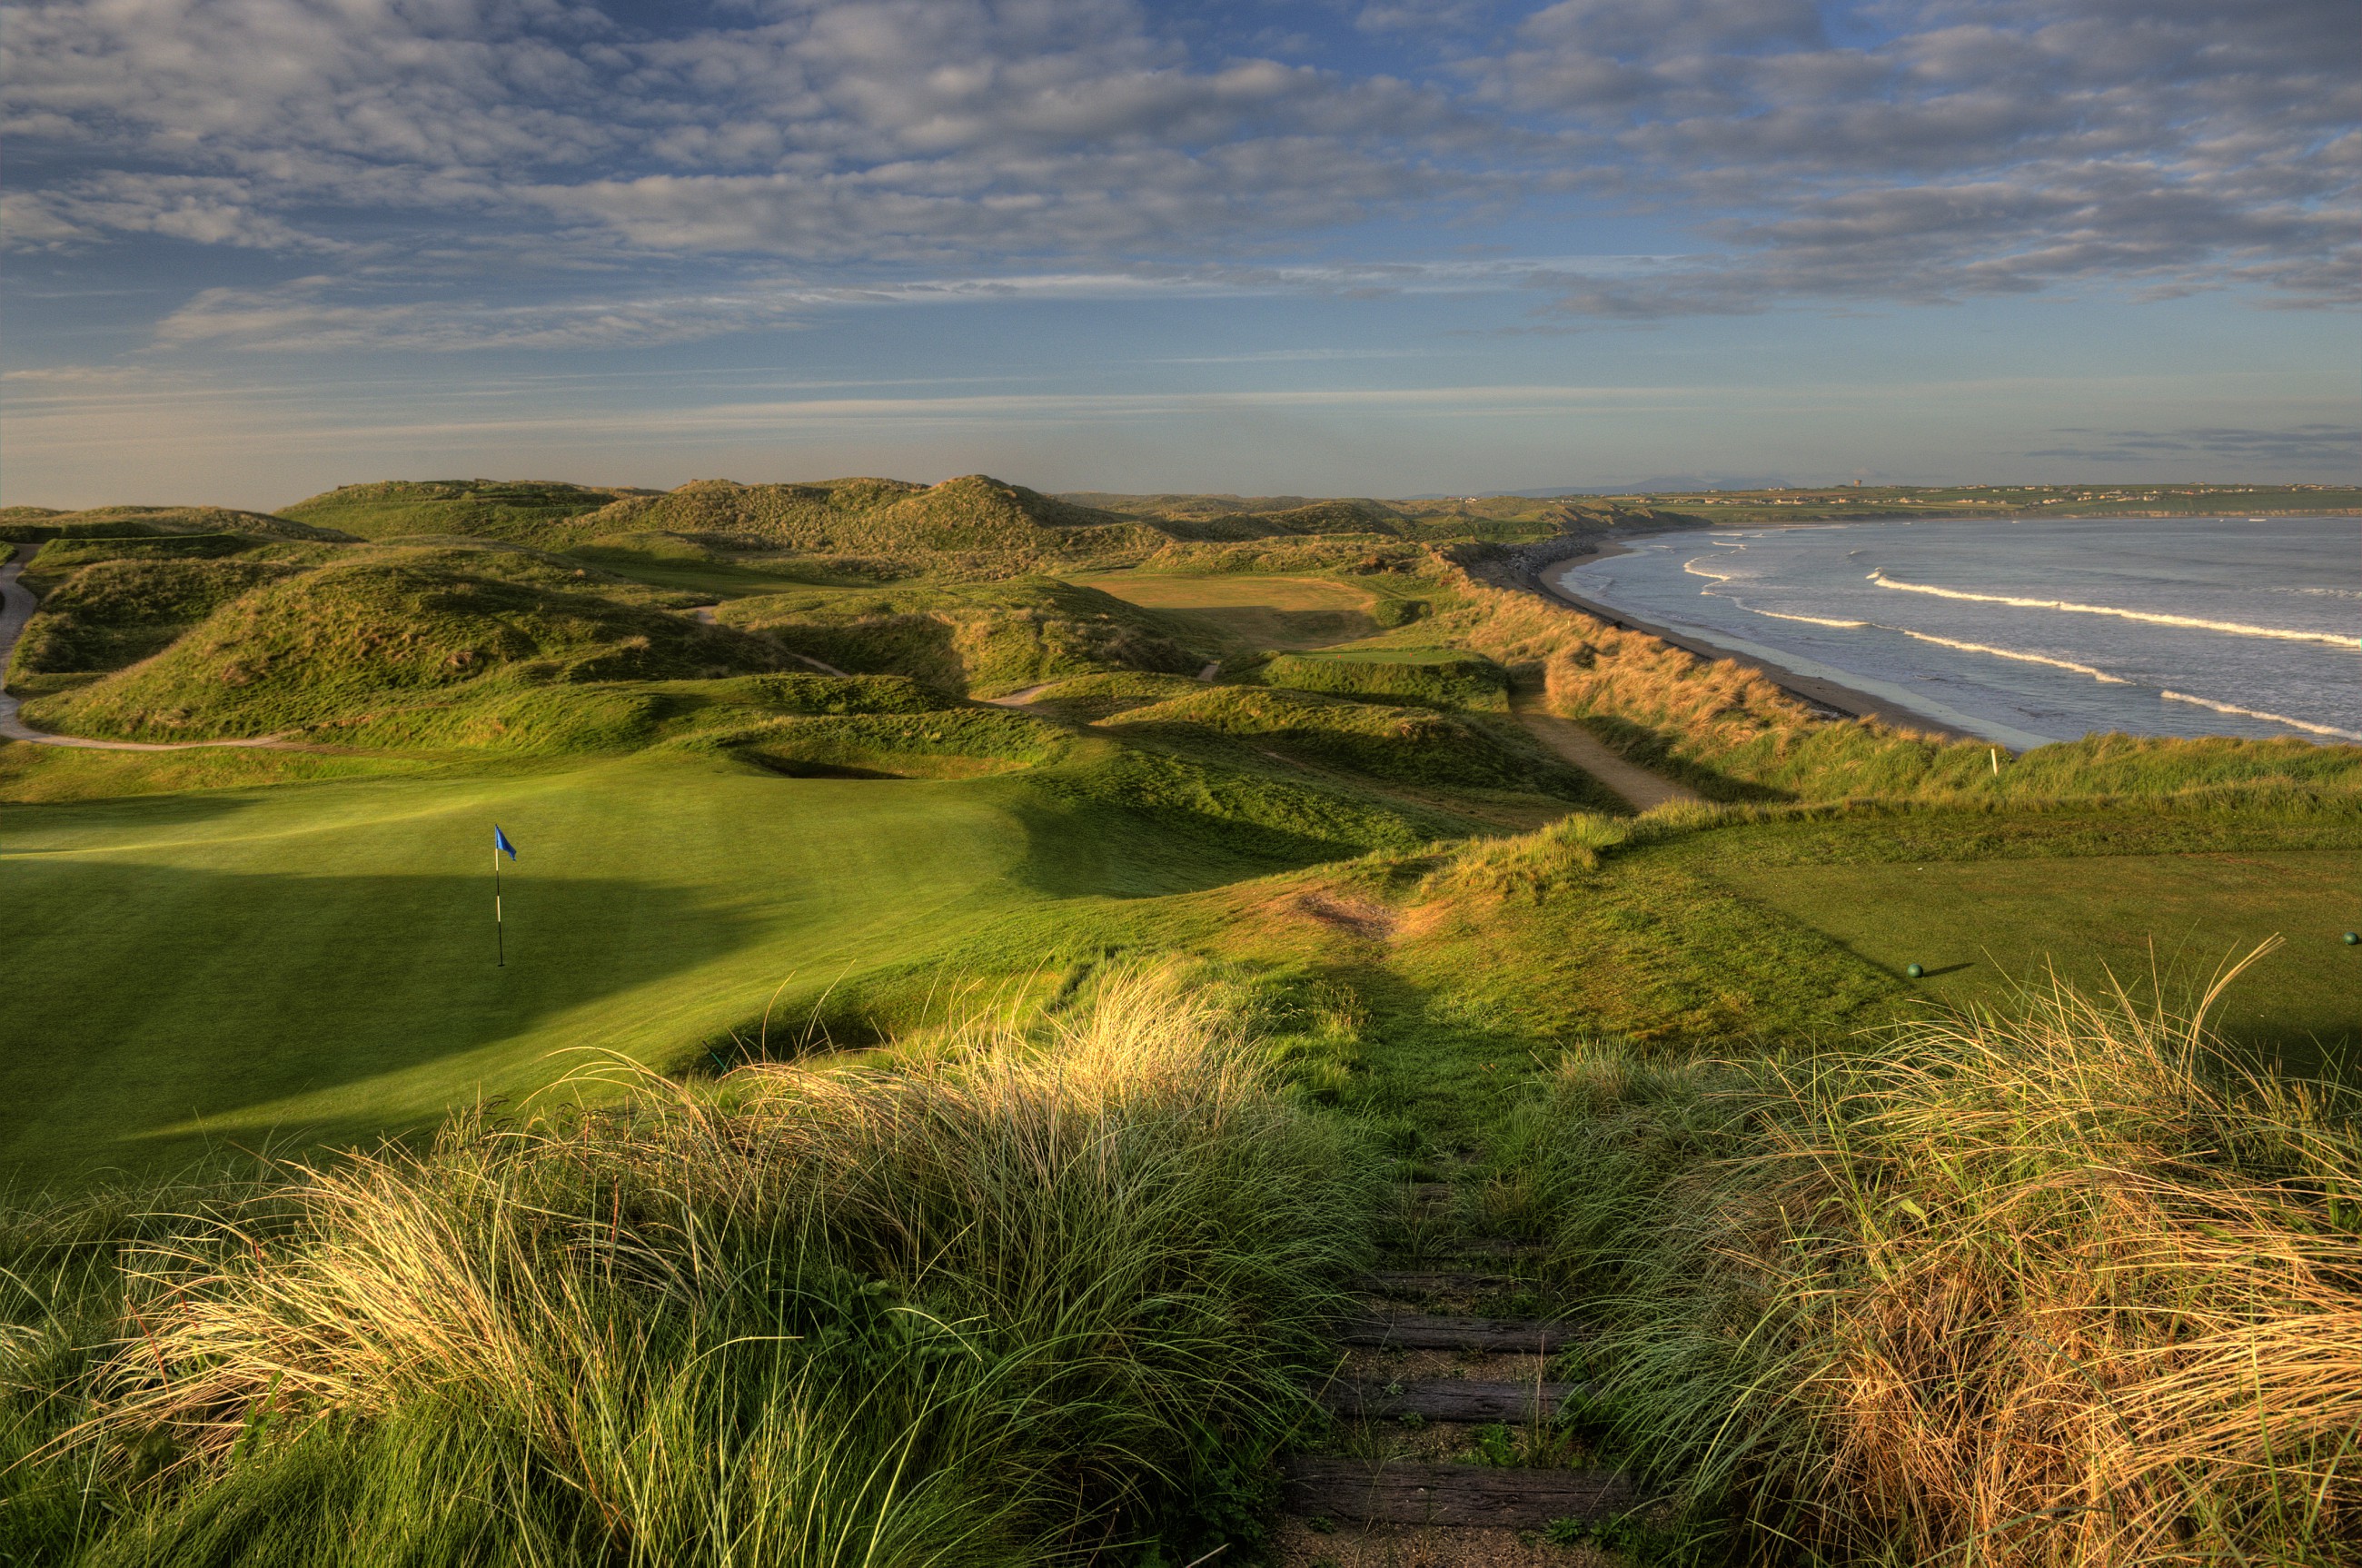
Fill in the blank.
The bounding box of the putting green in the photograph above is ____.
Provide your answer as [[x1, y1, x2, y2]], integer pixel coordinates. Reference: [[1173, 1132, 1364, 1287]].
[[1717, 849, 2362, 1078], [1076, 572, 1378, 650], [0, 750, 1214, 1183]]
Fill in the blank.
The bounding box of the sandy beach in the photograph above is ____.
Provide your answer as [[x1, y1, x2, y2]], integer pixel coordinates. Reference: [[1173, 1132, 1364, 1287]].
[[1532, 537, 1990, 745]]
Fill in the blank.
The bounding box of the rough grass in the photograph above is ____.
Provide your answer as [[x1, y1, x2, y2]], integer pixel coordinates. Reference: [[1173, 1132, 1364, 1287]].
[[276, 480, 645, 541], [561, 476, 1170, 577], [1513, 961, 2362, 1564], [0, 970, 1374, 1567], [720, 576, 1204, 697], [5, 559, 300, 692], [1255, 647, 1510, 711], [22, 554, 785, 744], [723, 707, 1076, 779], [1101, 684, 1610, 803]]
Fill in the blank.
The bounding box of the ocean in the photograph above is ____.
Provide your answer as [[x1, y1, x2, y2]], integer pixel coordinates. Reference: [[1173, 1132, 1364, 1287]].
[[1549, 514, 2362, 750]]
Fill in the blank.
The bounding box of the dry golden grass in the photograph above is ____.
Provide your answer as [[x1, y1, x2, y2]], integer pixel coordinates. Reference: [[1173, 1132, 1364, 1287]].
[[7, 970, 1369, 1565], [1532, 950, 2362, 1564]]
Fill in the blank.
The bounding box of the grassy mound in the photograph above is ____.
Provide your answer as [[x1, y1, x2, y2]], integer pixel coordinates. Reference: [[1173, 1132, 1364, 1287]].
[[3, 507, 352, 546], [0, 974, 1370, 1567], [726, 707, 1075, 779], [22, 555, 785, 743], [1103, 685, 1606, 801], [4, 558, 300, 696], [1255, 647, 1510, 711], [1021, 671, 1209, 719], [570, 476, 1169, 576], [720, 576, 1203, 697], [276, 481, 646, 541], [1513, 967, 2362, 1563]]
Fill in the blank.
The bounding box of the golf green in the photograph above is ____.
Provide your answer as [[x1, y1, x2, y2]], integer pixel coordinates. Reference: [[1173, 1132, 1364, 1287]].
[[0, 751, 1182, 1182], [1717, 849, 2362, 1079]]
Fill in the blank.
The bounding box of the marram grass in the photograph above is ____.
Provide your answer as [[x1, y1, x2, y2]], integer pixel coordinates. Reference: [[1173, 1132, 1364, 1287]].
[[0, 970, 1372, 1566], [1519, 948, 2362, 1564]]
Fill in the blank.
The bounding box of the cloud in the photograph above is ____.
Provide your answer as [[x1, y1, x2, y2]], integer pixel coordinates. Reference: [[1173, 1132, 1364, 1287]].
[[2028, 425, 2362, 464], [0, 0, 2351, 329], [144, 255, 1680, 352]]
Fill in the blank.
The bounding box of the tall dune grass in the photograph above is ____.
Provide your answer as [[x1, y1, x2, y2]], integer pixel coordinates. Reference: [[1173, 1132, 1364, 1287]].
[[1517, 956, 2362, 1564], [0, 970, 1371, 1566]]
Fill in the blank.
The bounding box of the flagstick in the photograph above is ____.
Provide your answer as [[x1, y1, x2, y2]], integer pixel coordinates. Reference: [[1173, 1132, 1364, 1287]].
[[494, 840, 505, 968]]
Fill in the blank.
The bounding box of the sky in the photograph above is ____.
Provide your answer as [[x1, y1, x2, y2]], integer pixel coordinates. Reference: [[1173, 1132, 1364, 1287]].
[[4, 0, 2357, 510]]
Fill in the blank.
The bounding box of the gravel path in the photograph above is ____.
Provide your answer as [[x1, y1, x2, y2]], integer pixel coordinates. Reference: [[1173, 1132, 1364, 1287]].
[[1511, 690, 1699, 812]]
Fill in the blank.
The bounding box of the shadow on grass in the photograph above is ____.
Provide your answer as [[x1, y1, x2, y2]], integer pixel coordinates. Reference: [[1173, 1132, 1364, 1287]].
[[0, 861, 755, 1185]]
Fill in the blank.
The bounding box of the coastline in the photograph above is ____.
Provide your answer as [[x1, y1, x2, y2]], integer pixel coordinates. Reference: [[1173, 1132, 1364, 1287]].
[[1529, 536, 1996, 746]]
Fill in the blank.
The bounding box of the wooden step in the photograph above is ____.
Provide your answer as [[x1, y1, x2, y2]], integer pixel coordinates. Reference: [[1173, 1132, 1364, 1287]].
[[1320, 1379, 1579, 1423], [1434, 1237, 1545, 1259], [1340, 1309, 1576, 1353], [1285, 1457, 1636, 1526], [1362, 1269, 1529, 1295]]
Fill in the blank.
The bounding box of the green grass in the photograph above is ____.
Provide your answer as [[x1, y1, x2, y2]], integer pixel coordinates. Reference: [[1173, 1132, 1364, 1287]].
[[21, 552, 779, 744], [1073, 570, 1383, 652], [1255, 647, 1510, 711], [5, 558, 300, 693], [276, 480, 640, 541], [719, 575, 1206, 696], [0, 973, 1373, 1567], [0, 722, 1462, 1186], [1714, 848, 2362, 1072]]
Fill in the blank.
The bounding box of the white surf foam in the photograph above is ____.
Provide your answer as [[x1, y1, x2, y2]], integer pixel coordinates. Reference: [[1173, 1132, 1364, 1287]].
[[2159, 690, 2362, 741], [1866, 571, 2359, 650], [1899, 630, 2129, 684], [1730, 600, 1870, 630], [1682, 557, 1738, 582]]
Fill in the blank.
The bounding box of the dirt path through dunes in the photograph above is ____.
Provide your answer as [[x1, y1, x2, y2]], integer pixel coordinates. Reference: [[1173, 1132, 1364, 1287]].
[[1512, 691, 1698, 812], [0, 547, 292, 752], [981, 682, 1057, 707]]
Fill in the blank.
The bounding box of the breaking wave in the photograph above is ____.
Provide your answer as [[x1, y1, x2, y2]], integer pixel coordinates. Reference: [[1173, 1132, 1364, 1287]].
[[2159, 690, 2362, 742], [1867, 571, 2358, 650], [1898, 631, 2129, 684]]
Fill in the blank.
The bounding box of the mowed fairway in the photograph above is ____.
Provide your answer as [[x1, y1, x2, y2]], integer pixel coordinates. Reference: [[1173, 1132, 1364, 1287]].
[[1718, 849, 2362, 1077], [1075, 571, 1379, 650], [0, 752, 1121, 1182]]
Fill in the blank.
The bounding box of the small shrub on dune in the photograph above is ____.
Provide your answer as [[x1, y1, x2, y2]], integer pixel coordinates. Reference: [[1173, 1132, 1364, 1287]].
[[1525, 952, 2362, 1564], [2, 971, 1370, 1567]]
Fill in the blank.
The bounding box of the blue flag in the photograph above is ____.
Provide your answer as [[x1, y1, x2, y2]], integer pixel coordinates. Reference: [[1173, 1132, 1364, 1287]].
[[494, 825, 518, 860]]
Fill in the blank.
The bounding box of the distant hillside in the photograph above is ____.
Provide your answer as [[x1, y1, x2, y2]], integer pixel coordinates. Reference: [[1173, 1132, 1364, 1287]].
[[2, 504, 352, 545], [567, 475, 1172, 575], [277, 480, 653, 541]]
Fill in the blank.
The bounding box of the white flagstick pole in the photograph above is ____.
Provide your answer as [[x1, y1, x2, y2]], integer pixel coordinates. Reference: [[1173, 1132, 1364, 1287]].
[[494, 837, 505, 968]]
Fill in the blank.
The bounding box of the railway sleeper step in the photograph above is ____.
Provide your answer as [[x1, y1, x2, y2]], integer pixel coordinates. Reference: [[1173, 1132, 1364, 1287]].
[[1285, 1457, 1637, 1528], [1361, 1269, 1531, 1296], [1339, 1309, 1579, 1353], [1320, 1378, 1583, 1423]]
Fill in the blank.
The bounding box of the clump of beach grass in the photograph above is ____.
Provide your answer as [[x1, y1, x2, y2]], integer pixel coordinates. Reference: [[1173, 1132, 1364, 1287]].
[[1520, 949, 2362, 1564], [0, 968, 1371, 1566]]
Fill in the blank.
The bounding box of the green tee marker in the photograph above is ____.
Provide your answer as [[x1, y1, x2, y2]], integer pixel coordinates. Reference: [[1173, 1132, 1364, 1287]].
[[1905, 963, 1925, 978], [2346, 932, 2360, 946]]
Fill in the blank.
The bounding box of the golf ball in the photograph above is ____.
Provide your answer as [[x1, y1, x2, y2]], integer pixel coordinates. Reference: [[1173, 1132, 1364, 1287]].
[[1905, 963, 1924, 978]]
